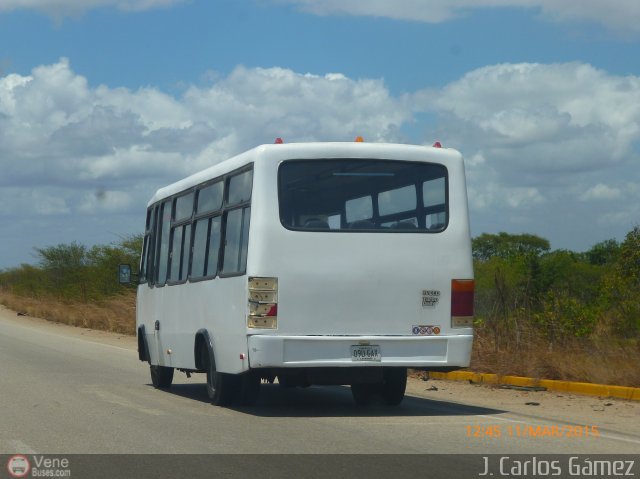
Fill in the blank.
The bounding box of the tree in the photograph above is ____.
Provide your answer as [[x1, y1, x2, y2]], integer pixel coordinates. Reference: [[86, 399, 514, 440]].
[[585, 239, 620, 266], [599, 226, 640, 335], [472, 232, 550, 262], [617, 226, 640, 285], [35, 242, 89, 300]]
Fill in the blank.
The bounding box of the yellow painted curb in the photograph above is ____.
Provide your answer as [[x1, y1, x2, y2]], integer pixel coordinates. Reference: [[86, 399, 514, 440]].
[[428, 371, 640, 401]]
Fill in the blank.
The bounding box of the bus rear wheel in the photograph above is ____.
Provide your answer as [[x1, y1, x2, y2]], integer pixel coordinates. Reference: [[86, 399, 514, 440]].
[[150, 365, 174, 389], [201, 347, 235, 406]]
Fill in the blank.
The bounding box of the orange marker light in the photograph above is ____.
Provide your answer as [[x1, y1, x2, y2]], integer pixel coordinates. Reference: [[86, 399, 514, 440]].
[[355, 136, 364, 142]]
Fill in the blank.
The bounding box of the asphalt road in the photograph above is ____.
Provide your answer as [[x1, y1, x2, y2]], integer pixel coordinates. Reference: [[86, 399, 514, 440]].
[[1, 305, 639, 477]]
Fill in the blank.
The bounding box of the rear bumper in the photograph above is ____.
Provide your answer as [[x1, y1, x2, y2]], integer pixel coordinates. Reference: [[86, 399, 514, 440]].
[[247, 334, 473, 368]]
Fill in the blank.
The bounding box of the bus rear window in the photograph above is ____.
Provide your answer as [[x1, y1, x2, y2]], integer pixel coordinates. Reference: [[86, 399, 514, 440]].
[[278, 159, 448, 232]]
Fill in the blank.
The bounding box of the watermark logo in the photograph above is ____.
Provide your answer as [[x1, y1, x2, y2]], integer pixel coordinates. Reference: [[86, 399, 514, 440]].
[[7, 455, 31, 478]]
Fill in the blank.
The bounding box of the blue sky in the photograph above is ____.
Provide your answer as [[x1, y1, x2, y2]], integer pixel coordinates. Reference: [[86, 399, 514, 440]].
[[0, 0, 639, 268]]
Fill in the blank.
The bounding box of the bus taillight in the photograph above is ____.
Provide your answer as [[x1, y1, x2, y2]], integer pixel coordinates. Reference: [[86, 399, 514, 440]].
[[451, 279, 474, 328], [248, 277, 278, 329]]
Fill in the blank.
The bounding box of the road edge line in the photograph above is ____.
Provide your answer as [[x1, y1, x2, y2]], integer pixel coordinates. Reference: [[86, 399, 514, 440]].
[[428, 371, 640, 401]]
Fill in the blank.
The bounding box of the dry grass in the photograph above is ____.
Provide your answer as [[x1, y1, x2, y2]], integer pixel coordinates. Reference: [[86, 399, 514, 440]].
[[0, 290, 135, 335], [471, 327, 640, 388]]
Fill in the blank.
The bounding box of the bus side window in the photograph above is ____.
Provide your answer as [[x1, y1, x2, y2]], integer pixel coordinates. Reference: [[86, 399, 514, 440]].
[[156, 199, 171, 285], [169, 225, 183, 281], [222, 207, 250, 275], [207, 217, 222, 276], [140, 207, 154, 284], [169, 224, 193, 282], [181, 225, 191, 280], [168, 192, 194, 282], [175, 192, 194, 221], [197, 182, 223, 213], [191, 216, 222, 279], [221, 168, 252, 275], [227, 170, 253, 205]]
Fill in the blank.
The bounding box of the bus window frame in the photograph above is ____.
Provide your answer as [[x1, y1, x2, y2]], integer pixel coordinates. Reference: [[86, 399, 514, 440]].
[[277, 158, 450, 234], [218, 167, 253, 279], [142, 163, 254, 289], [166, 191, 196, 286]]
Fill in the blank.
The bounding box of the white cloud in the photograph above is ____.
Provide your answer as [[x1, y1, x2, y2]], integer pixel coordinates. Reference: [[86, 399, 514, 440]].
[[182, 66, 408, 145], [580, 184, 622, 201], [504, 187, 545, 208], [467, 182, 545, 211], [274, 0, 640, 34], [0, 58, 409, 213], [1, 57, 639, 267], [415, 61, 640, 250], [0, 0, 185, 16], [412, 62, 640, 186]]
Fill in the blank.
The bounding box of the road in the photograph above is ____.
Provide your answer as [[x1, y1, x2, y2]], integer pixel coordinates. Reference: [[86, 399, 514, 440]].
[[1, 304, 639, 476]]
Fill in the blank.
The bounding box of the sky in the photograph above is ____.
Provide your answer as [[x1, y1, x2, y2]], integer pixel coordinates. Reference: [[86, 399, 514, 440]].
[[0, 0, 639, 268]]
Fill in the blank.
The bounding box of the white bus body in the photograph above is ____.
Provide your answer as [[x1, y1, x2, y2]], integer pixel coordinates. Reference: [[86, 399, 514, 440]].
[[136, 142, 474, 406]]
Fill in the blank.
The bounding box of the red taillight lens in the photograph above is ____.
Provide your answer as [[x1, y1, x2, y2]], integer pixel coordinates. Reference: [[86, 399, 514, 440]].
[[451, 279, 474, 318]]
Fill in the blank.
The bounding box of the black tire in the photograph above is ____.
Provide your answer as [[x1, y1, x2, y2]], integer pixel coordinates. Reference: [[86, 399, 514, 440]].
[[351, 383, 376, 406], [201, 346, 236, 406], [150, 365, 174, 389], [380, 367, 407, 406], [238, 371, 260, 406]]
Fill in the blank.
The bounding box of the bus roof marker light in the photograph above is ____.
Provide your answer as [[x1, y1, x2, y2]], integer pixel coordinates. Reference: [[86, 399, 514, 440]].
[[355, 136, 364, 142], [433, 141, 442, 148], [274, 137, 284, 144]]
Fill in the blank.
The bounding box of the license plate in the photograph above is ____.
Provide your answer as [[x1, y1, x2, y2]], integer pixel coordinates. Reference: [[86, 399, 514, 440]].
[[350, 345, 381, 362]]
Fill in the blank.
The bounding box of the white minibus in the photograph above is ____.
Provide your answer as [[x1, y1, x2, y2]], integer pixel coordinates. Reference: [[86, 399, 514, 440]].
[[134, 140, 474, 406]]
